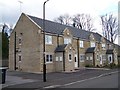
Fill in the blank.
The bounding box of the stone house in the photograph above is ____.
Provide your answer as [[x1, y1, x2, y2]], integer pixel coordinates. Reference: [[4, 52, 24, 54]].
[[9, 13, 120, 73]]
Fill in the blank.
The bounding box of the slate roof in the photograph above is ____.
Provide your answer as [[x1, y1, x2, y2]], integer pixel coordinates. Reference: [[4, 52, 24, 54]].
[[27, 14, 112, 43], [55, 44, 67, 52], [28, 15, 95, 41], [106, 49, 114, 54], [86, 47, 95, 53]]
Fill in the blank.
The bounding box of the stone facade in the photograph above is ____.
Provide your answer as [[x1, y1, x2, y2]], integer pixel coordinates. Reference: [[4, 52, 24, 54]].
[[9, 13, 120, 73]]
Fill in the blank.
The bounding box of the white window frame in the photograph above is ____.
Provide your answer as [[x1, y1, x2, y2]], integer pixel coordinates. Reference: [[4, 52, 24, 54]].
[[90, 56, 93, 60], [64, 38, 71, 44], [18, 37, 22, 45], [102, 43, 106, 49], [45, 35, 52, 44], [79, 40, 84, 48], [56, 57, 58, 61], [90, 41, 95, 47], [60, 56, 63, 61], [80, 54, 85, 62], [86, 56, 89, 60], [46, 54, 53, 63], [68, 53, 72, 61]]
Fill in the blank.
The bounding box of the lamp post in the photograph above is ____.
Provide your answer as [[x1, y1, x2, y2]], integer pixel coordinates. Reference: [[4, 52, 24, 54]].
[[43, 0, 49, 82]]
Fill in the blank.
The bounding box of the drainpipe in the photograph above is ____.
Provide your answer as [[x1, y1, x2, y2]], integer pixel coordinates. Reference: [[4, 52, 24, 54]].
[[14, 32, 16, 70], [77, 38, 80, 67], [57, 34, 59, 46], [93, 52, 95, 67], [63, 51, 65, 71]]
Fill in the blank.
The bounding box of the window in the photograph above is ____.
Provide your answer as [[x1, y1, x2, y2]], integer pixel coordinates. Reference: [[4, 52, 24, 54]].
[[80, 54, 85, 62], [18, 37, 22, 45], [90, 42, 95, 47], [102, 54, 106, 60], [45, 35, 52, 44], [64, 38, 71, 44], [86, 57, 89, 60], [80, 41, 84, 48], [97, 54, 99, 60], [102, 43, 106, 49], [19, 55, 21, 61], [56, 57, 58, 61], [60, 56, 63, 61], [46, 54, 53, 63], [90, 56, 93, 60], [69, 54, 72, 61]]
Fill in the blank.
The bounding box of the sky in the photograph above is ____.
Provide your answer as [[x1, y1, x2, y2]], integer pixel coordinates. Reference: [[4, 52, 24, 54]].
[[0, 0, 119, 43]]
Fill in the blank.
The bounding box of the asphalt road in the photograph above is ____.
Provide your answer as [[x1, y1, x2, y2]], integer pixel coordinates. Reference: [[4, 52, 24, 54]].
[[3, 68, 119, 89], [60, 72, 118, 88]]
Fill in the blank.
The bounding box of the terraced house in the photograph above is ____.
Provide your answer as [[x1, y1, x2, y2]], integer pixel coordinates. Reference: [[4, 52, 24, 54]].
[[9, 13, 120, 73]]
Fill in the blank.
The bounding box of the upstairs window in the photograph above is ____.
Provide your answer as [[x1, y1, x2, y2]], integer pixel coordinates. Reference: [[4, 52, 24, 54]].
[[64, 38, 71, 44], [45, 35, 52, 44], [102, 43, 106, 49], [79, 40, 84, 48], [90, 41, 95, 47]]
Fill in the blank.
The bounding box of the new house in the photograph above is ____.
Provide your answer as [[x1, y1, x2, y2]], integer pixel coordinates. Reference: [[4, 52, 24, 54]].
[[9, 13, 120, 73]]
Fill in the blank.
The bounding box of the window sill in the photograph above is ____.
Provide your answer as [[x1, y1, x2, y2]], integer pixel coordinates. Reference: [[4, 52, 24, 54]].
[[45, 44, 53, 45], [80, 47, 84, 49], [46, 62, 53, 64], [80, 61, 84, 62]]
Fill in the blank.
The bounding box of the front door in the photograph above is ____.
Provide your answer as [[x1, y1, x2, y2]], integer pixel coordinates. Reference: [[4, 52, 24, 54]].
[[100, 55, 102, 65], [74, 54, 78, 68]]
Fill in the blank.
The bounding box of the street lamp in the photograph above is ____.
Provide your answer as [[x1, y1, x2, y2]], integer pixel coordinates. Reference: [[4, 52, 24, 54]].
[[43, 0, 49, 82]]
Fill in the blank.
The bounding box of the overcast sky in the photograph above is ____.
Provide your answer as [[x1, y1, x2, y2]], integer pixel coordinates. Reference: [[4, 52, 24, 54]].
[[0, 0, 119, 43]]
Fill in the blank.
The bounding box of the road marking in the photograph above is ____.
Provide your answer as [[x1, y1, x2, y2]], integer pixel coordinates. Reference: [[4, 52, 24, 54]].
[[63, 71, 119, 87], [44, 85, 61, 89], [43, 71, 119, 88]]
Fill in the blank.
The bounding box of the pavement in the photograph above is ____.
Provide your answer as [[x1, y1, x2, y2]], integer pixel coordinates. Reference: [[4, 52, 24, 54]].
[[1, 68, 119, 89]]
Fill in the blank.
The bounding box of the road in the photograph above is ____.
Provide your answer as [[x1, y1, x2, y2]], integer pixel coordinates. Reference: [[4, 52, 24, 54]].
[[2, 68, 119, 89], [60, 72, 118, 88]]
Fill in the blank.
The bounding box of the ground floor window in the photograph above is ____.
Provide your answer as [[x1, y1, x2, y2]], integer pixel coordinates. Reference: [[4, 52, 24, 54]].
[[56, 56, 63, 61], [69, 54, 72, 61], [80, 54, 85, 62], [108, 54, 112, 64], [46, 54, 53, 63]]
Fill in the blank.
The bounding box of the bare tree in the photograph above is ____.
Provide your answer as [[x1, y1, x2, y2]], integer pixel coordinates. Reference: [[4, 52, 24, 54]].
[[100, 14, 118, 43], [72, 14, 95, 31], [54, 14, 72, 25], [72, 14, 86, 29]]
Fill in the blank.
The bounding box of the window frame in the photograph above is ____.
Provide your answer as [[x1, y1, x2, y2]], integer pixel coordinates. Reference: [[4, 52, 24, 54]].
[[68, 53, 72, 61], [64, 38, 71, 44], [90, 41, 95, 47], [80, 54, 85, 62], [79, 40, 84, 48], [46, 54, 53, 63], [45, 35, 52, 44]]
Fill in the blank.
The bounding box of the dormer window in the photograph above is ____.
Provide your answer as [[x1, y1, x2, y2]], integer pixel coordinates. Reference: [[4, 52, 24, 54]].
[[102, 43, 106, 49], [45, 35, 52, 44], [79, 40, 84, 48], [90, 41, 95, 47], [64, 38, 71, 44]]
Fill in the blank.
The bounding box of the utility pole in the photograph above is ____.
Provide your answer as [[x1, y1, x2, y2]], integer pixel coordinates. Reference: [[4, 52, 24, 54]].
[[43, 0, 49, 82]]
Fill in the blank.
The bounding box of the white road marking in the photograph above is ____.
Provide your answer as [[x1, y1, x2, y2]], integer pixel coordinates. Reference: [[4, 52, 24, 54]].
[[43, 71, 119, 88]]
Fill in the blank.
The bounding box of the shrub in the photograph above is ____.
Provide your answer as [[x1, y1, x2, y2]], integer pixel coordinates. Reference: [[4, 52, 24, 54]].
[[85, 64, 93, 67]]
